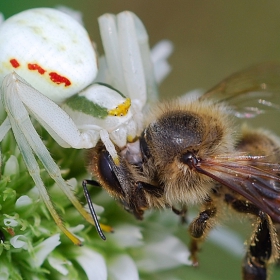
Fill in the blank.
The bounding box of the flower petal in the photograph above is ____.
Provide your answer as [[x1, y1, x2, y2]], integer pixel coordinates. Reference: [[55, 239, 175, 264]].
[[4, 218, 18, 227], [109, 254, 139, 280], [110, 224, 143, 248], [31, 234, 61, 267], [209, 226, 244, 257], [15, 195, 32, 208], [0, 265, 9, 280], [75, 247, 107, 280], [136, 236, 191, 272], [3, 155, 19, 176], [10, 235, 29, 250], [48, 256, 72, 276]]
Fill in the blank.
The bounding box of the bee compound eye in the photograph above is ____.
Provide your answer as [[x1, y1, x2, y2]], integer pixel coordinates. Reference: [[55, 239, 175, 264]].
[[180, 151, 198, 169], [139, 130, 151, 159], [98, 150, 125, 196]]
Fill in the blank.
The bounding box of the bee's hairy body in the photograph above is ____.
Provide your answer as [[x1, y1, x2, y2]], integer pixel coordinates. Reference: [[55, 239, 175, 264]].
[[87, 63, 280, 280]]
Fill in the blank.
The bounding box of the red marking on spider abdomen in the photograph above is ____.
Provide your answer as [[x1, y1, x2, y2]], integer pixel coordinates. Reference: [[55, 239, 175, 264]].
[[49, 72, 71, 87], [10, 59, 20, 68], [28, 63, 46, 75]]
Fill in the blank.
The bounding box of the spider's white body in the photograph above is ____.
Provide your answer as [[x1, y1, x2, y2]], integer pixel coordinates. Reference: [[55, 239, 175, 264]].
[[0, 8, 97, 103], [0, 8, 171, 244]]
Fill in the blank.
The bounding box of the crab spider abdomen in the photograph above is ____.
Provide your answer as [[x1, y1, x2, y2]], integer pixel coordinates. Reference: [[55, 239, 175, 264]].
[[0, 8, 97, 104]]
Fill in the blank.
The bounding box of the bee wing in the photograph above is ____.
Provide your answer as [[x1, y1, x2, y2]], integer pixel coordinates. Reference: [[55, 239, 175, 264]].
[[200, 62, 280, 118], [195, 154, 280, 222]]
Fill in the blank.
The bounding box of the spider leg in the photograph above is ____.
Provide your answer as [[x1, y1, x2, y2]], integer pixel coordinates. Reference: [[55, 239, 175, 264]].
[[7, 111, 82, 245], [2, 74, 112, 241], [7, 73, 120, 164], [0, 117, 11, 141], [98, 12, 157, 111], [6, 73, 99, 149], [117, 12, 158, 105], [98, 14, 127, 96]]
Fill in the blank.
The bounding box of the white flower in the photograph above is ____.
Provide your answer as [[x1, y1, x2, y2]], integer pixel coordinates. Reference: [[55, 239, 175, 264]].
[[48, 256, 72, 276], [68, 224, 85, 243], [75, 247, 107, 280], [3, 155, 19, 176], [15, 195, 32, 208], [109, 224, 143, 248], [4, 217, 18, 227], [108, 254, 139, 280], [29, 234, 61, 267], [209, 225, 244, 257], [136, 236, 191, 272], [0, 265, 9, 280], [10, 235, 29, 250]]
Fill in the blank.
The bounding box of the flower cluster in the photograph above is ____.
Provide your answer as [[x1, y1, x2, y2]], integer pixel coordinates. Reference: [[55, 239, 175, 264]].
[[0, 128, 192, 279]]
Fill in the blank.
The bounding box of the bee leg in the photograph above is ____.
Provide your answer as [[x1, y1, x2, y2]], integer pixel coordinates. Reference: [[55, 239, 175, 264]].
[[188, 200, 217, 266], [243, 215, 274, 280], [172, 205, 188, 224], [225, 194, 277, 280]]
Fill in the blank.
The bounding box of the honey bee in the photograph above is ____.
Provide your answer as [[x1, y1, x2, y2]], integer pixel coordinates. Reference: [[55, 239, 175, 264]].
[[83, 62, 280, 280]]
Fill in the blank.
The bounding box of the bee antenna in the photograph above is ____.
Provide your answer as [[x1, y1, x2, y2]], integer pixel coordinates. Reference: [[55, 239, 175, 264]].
[[82, 180, 106, 240]]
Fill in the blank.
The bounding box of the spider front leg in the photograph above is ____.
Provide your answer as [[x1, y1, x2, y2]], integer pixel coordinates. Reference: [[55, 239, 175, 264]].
[[1, 73, 113, 243], [225, 194, 279, 280], [188, 199, 218, 266], [98, 12, 157, 107], [8, 113, 82, 245]]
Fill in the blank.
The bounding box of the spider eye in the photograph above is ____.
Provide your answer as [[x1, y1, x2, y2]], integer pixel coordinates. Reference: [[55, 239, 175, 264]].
[[98, 150, 125, 196]]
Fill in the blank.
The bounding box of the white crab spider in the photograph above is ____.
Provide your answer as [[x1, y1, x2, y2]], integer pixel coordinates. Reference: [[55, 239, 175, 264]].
[[0, 8, 171, 245]]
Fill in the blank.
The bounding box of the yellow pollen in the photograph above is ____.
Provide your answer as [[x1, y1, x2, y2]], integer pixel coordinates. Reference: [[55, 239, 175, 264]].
[[113, 155, 120, 166], [127, 135, 134, 142], [108, 98, 131, 117]]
